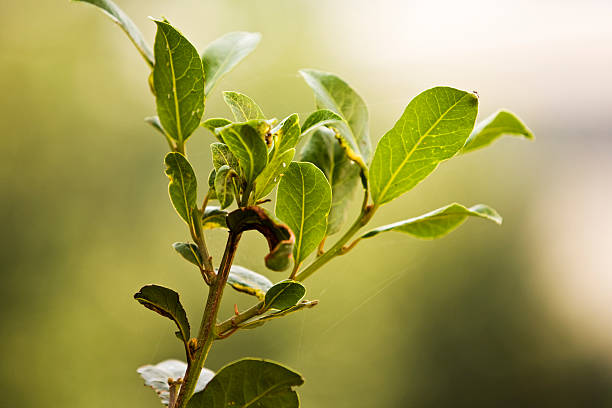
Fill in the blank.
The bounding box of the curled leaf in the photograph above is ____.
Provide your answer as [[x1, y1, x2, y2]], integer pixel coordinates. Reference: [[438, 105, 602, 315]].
[[226, 206, 295, 271], [134, 285, 190, 343], [172, 242, 202, 267], [201, 206, 227, 230]]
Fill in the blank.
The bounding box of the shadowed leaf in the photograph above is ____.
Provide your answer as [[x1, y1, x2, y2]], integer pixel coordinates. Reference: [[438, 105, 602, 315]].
[[201, 206, 227, 230], [214, 165, 237, 209], [462, 109, 533, 153], [134, 285, 190, 343], [164, 152, 198, 224], [172, 242, 202, 267], [264, 280, 306, 311]]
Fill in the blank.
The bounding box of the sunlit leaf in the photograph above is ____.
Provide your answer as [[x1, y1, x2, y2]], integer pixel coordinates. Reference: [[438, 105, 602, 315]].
[[202, 32, 261, 95], [164, 152, 198, 224], [134, 285, 190, 343], [264, 280, 306, 311], [137, 359, 214, 406], [217, 121, 269, 183], [227, 265, 273, 300], [300, 127, 360, 235], [223, 91, 265, 122], [201, 118, 231, 141], [211, 142, 239, 171], [152, 19, 205, 144], [186, 359, 304, 408], [300, 109, 343, 136], [362, 203, 502, 240], [275, 162, 332, 264], [370, 87, 478, 205], [462, 109, 533, 153], [253, 148, 295, 201]]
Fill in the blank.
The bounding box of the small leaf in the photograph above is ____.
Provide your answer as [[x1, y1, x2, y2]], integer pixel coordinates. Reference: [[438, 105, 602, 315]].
[[362, 203, 502, 240], [273, 114, 301, 155], [201, 206, 228, 230], [152, 19, 205, 144], [227, 265, 273, 300], [164, 152, 198, 224], [300, 109, 344, 136], [207, 169, 217, 200], [74, 0, 154, 67], [214, 165, 236, 209], [264, 280, 306, 311], [172, 242, 202, 267], [186, 359, 304, 408], [370, 87, 478, 205], [275, 162, 332, 264], [202, 32, 261, 95], [300, 127, 360, 235], [137, 359, 214, 406], [134, 285, 190, 343], [145, 115, 165, 135], [226, 207, 295, 271], [211, 142, 239, 171], [201, 118, 232, 141], [253, 148, 295, 201], [462, 109, 534, 153], [223, 91, 265, 122], [300, 69, 371, 162], [217, 121, 269, 183]]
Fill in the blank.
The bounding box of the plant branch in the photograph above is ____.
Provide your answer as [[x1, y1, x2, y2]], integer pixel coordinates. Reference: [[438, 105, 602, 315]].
[[174, 231, 242, 408]]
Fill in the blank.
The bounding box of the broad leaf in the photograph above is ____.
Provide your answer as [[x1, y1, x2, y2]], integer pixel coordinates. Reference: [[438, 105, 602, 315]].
[[370, 87, 478, 205], [223, 91, 265, 122], [462, 109, 533, 153], [202, 32, 261, 95], [217, 121, 269, 183], [264, 280, 306, 311], [275, 162, 332, 264], [74, 0, 154, 67], [201, 118, 231, 141], [227, 265, 273, 300], [152, 19, 205, 144], [172, 242, 202, 267], [300, 127, 360, 235], [134, 285, 190, 343], [253, 148, 295, 201], [137, 359, 214, 406], [214, 165, 236, 209], [226, 207, 295, 271], [164, 152, 198, 224], [300, 109, 343, 136], [186, 359, 304, 408], [211, 142, 239, 171], [201, 206, 228, 230], [272, 114, 301, 155], [300, 69, 371, 162], [362, 203, 502, 240]]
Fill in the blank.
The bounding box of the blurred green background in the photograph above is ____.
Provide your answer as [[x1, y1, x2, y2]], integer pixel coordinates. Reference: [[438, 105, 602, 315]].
[[2, 0, 612, 406]]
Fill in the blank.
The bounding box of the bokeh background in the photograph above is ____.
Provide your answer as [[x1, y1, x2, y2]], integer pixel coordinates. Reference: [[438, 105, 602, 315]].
[[2, 0, 612, 406]]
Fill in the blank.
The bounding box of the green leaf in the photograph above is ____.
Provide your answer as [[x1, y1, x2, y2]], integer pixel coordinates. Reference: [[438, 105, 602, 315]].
[[300, 109, 344, 136], [264, 280, 306, 311], [275, 162, 332, 264], [217, 121, 269, 183], [223, 91, 265, 122], [214, 165, 237, 209], [172, 242, 202, 267], [211, 142, 239, 171], [152, 19, 205, 144], [273, 114, 301, 154], [462, 109, 534, 153], [73, 0, 154, 67], [226, 207, 295, 271], [253, 148, 295, 201], [137, 359, 214, 406], [299, 69, 371, 162], [186, 359, 304, 408], [201, 118, 232, 141], [164, 152, 198, 224], [300, 127, 360, 235], [227, 265, 273, 300], [202, 32, 261, 95], [370, 87, 478, 205], [201, 206, 228, 230], [207, 169, 217, 200], [134, 285, 190, 343], [144, 115, 164, 134], [362, 203, 502, 240]]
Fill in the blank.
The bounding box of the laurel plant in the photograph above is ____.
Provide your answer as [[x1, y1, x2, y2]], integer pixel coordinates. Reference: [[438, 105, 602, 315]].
[[74, 1, 534, 407]]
